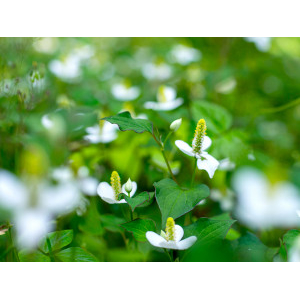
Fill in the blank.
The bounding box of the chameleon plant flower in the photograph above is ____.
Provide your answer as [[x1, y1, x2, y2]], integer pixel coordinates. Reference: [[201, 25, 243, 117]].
[[111, 82, 141, 101], [144, 86, 183, 111], [146, 217, 197, 250], [84, 121, 119, 144], [97, 171, 137, 204], [175, 119, 219, 178]]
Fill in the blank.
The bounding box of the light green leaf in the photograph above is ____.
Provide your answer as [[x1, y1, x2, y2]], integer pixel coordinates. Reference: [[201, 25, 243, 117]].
[[118, 191, 151, 211], [184, 218, 235, 245], [40, 230, 73, 253], [121, 218, 156, 242], [103, 111, 153, 134], [154, 178, 210, 226], [192, 101, 232, 134], [56, 247, 98, 262]]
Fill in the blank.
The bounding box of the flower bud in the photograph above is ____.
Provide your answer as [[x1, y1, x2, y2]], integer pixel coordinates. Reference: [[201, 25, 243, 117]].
[[125, 178, 132, 194], [170, 118, 182, 132]]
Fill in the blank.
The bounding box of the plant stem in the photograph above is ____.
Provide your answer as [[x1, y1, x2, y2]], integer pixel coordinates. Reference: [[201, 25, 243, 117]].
[[46, 236, 55, 262], [7, 223, 20, 262], [128, 192, 133, 221], [163, 131, 173, 146], [164, 248, 173, 262], [191, 157, 197, 187], [152, 133, 179, 185]]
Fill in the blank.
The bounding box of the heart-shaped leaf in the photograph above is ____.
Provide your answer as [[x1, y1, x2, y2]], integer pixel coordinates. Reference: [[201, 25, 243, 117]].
[[154, 178, 210, 226], [118, 191, 151, 211], [121, 218, 156, 242], [103, 111, 153, 134], [184, 218, 236, 246]]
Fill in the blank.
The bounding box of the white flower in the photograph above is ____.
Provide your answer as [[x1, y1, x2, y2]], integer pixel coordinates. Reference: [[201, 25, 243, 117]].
[[209, 188, 235, 211], [111, 83, 140, 101], [144, 86, 183, 111], [175, 119, 219, 178], [97, 171, 137, 204], [288, 236, 300, 262], [170, 45, 201, 65], [218, 158, 236, 171], [142, 62, 172, 81], [0, 169, 81, 248], [146, 217, 197, 250], [84, 121, 119, 144], [233, 168, 300, 230]]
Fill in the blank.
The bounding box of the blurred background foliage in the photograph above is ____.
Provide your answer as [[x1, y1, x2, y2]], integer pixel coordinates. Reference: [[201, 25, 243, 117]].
[[1, 37, 300, 261]]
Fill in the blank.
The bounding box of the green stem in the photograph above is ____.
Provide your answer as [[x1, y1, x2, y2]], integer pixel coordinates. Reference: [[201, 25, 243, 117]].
[[128, 192, 133, 221], [191, 157, 197, 187], [7, 223, 20, 262], [164, 248, 173, 262], [163, 131, 173, 146], [46, 236, 55, 262]]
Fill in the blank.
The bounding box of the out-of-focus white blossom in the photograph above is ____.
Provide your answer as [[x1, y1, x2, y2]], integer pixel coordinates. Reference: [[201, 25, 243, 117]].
[[170, 44, 201, 65], [215, 77, 236, 94], [233, 168, 300, 230], [142, 62, 172, 81], [84, 122, 119, 144], [144, 86, 183, 111], [111, 83, 140, 101], [244, 37, 271, 52]]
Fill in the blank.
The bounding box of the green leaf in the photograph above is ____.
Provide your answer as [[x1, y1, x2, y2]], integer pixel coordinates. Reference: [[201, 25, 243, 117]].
[[118, 191, 151, 211], [103, 111, 153, 134], [184, 217, 235, 245], [121, 218, 156, 242], [101, 214, 126, 233], [40, 230, 73, 253], [56, 247, 98, 262], [19, 250, 50, 262], [154, 178, 210, 226], [192, 101, 232, 134]]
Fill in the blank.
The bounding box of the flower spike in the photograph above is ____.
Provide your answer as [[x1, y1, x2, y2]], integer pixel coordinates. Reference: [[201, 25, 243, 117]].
[[110, 171, 121, 200], [192, 118, 206, 155], [166, 217, 176, 241]]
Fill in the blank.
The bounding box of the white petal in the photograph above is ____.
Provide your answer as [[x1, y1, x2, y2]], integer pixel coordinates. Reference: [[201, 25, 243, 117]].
[[175, 140, 195, 157], [146, 231, 168, 247], [52, 167, 73, 182], [157, 86, 176, 103], [79, 177, 99, 196], [15, 209, 53, 249], [0, 170, 28, 210], [97, 182, 115, 201], [197, 153, 219, 178], [85, 125, 100, 135], [121, 181, 137, 197], [144, 98, 183, 111], [202, 136, 212, 151], [174, 225, 184, 242], [39, 182, 81, 215], [111, 84, 140, 101], [176, 236, 197, 250]]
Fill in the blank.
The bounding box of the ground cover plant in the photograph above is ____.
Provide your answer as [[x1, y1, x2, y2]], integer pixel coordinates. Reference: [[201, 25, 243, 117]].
[[1, 37, 300, 262]]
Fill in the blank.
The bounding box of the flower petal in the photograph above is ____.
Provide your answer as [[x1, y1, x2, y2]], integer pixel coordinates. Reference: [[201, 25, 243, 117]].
[[0, 170, 28, 210], [144, 98, 183, 111], [97, 182, 115, 203], [79, 177, 99, 196], [174, 225, 184, 242], [202, 136, 212, 151], [176, 236, 197, 250], [146, 231, 168, 248], [121, 181, 137, 197], [197, 153, 219, 178], [175, 140, 195, 157]]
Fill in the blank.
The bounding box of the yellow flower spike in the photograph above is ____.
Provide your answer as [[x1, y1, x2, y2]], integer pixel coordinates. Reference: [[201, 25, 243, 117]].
[[158, 86, 167, 103], [165, 217, 176, 241], [192, 118, 207, 155], [110, 171, 122, 200]]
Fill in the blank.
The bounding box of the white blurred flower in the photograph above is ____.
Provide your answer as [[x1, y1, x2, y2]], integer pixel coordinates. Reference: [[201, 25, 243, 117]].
[[215, 77, 236, 94], [49, 45, 94, 82], [84, 122, 119, 144], [111, 83, 140, 101], [33, 38, 58, 54], [144, 86, 183, 111], [218, 158, 236, 171], [146, 217, 197, 250], [175, 119, 219, 178], [170, 45, 201, 65], [288, 236, 300, 262], [97, 171, 137, 204], [233, 168, 300, 230], [142, 62, 172, 81], [0, 169, 81, 248], [244, 37, 271, 52], [210, 188, 235, 211]]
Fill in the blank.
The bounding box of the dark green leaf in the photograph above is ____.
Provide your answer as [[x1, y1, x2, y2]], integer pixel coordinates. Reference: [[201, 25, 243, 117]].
[[40, 230, 73, 253], [56, 247, 98, 262], [103, 111, 153, 134], [184, 217, 235, 245], [154, 178, 210, 226], [121, 218, 156, 242], [118, 191, 151, 211]]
